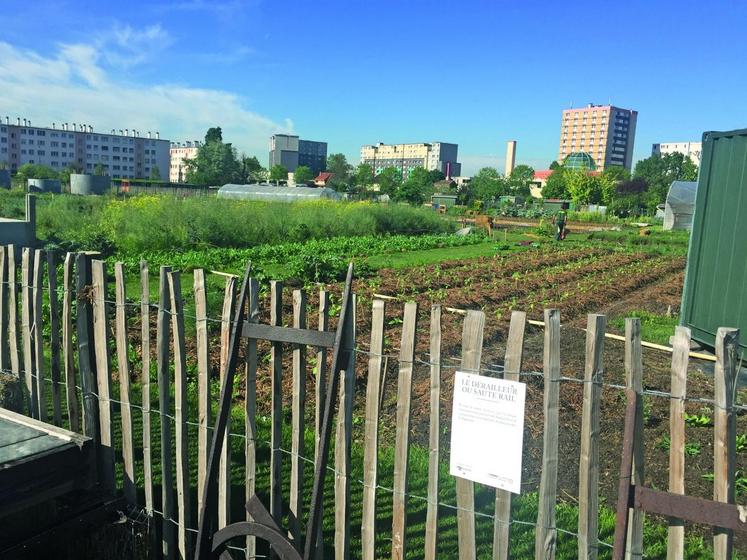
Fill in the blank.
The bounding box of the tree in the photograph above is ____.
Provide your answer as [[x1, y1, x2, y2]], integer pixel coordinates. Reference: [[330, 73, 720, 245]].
[[395, 166, 432, 205], [94, 163, 107, 176], [238, 155, 265, 183], [376, 166, 402, 197], [566, 169, 600, 205], [325, 153, 353, 191], [470, 167, 506, 204], [633, 152, 698, 210], [13, 163, 58, 187], [507, 164, 535, 197], [150, 165, 162, 181], [549, 160, 561, 171], [185, 140, 241, 186], [542, 168, 570, 199], [59, 163, 82, 186], [205, 127, 223, 144], [269, 164, 288, 183], [354, 163, 374, 187], [294, 165, 314, 184], [427, 169, 445, 183], [598, 166, 630, 205]]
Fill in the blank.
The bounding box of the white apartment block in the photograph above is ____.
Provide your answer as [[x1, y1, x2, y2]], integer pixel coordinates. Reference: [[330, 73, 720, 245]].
[[170, 141, 202, 183], [0, 117, 169, 180], [652, 141, 702, 167], [360, 141, 461, 179]]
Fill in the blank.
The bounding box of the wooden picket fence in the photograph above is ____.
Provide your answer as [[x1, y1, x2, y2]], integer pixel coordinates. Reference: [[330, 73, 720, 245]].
[[0, 243, 742, 560]]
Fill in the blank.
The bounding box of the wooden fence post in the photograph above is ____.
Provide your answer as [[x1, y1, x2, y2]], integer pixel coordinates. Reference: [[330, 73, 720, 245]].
[[62, 253, 78, 432], [32, 249, 46, 421], [21, 248, 35, 417], [76, 253, 98, 441], [335, 294, 357, 560], [290, 289, 307, 546], [668, 326, 690, 559], [314, 289, 330, 560], [624, 318, 644, 559], [713, 327, 739, 560], [391, 301, 418, 560], [0, 247, 8, 374], [455, 309, 485, 560], [270, 280, 283, 525], [7, 245, 20, 377], [194, 269, 210, 526], [219, 276, 236, 529], [494, 311, 527, 560], [47, 251, 62, 426], [157, 265, 175, 559], [245, 278, 260, 560], [362, 299, 386, 560], [140, 260, 154, 515], [92, 259, 115, 493], [536, 309, 561, 560], [114, 262, 136, 505], [424, 304, 442, 560], [168, 271, 192, 559], [578, 314, 605, 560]]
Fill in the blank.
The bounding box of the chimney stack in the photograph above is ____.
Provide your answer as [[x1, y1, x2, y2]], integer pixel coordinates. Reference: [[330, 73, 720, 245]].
[[505, 140, 517, 177], [52, 122, 56, 129], [156, 131, 160, 139], [22, 118, 27, 126], [125, 128, 129, 136], [16, 117, 20, 126]]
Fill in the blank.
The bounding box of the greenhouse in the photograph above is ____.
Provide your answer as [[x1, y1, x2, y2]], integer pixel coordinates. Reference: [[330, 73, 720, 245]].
[[663, 180, 697, 230], [563, 152, 597, 171], [217, 183, 341, 202]]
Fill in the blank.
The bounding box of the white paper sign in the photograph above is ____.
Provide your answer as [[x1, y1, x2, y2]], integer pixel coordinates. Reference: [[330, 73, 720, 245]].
[[449, 371, 526, 494]]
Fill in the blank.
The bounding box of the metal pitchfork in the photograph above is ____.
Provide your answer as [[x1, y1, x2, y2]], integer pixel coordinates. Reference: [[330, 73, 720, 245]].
[[195, 263, 355, 560]]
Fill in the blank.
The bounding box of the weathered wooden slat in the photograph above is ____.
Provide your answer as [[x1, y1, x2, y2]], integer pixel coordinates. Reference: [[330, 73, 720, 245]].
[[313, 289, 330, 560], [456, 309, 485, 560], [47, 251, 62, 426], [535, 309, 561, 560], [493, 311, 527, 560], [270, 280, 283, 525], [713, 327, 739, 559], [156, 265, 175, 559], [21, 248, 35, 417], [140, 260, 154, 514], [289, 289, 307, 547], [61, 253, 79, 433], [75, 253, 97, 440], [636, 486, 747, 532], [168, 271, 192, 559], [612, 388, 638, 560], [668, 325, 690, 560], [0, 247, 8, 378], [362, 299, 386, 560], [242, 322, 336, 348], [424, 304, 442, 560], [244, 278, 260, 560], [7, 245, 20, 377], [335, 294, 357, 560], [92, 260, 115, 493], [114, 262, 136, 505], [194, 269, 210, 526], [391, 302, 419, 560], [624, 318, 644, 560], [32, 249, 46, 421], [218, 276, 236, 530], [578, 314, 605, 560]]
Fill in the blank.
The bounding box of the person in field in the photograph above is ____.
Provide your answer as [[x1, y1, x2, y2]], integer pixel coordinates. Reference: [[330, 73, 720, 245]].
[[554, 203, 569, 240]]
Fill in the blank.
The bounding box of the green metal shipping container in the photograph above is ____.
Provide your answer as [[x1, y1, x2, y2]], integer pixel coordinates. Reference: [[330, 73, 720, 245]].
[[681, 128, 747, 351]]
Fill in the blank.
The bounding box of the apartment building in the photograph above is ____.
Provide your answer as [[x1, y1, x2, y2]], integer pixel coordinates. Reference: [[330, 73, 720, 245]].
[[360, 142, 461, 179], [652, 141, 702, 167], [170, 141, 202, 182], [557, 104, 638, 170], [0, 117, 169, 179], [269, 134, 327, 174]]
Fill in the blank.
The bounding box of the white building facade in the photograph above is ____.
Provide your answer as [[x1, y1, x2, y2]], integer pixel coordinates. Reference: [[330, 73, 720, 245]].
[[170, 141, 201, 183], [0, 117, 169, 180], [651, 141, 702, 167]]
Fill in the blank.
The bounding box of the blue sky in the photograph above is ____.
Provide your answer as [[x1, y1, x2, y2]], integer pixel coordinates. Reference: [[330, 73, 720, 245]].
[[1, 0, 746, 174]]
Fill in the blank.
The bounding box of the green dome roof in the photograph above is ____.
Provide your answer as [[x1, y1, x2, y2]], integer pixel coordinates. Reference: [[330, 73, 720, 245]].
[[564, 152, 597, 171]]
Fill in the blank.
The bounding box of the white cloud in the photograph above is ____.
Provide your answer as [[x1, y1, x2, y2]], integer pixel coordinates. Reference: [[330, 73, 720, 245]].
[[103, 24, 173, 68], [0, 40, 292, 157]]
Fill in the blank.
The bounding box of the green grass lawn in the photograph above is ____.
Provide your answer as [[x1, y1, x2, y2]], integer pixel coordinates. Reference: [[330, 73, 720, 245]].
[[610, 310, 681, 346]]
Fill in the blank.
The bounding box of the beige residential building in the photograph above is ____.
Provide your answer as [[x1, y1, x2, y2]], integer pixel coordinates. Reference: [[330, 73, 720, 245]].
[[169, 141, 201, 183], [557, 104, 638, 170], [652, 141, 702, 167], [360, 141, 461, 179]]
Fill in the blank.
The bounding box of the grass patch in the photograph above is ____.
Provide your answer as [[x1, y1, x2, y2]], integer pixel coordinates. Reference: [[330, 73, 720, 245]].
[[610, 310, 680, 346]]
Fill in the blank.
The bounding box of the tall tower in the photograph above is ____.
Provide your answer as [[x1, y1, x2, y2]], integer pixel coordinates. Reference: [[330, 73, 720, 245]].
[[505, 140, 516, 176]]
